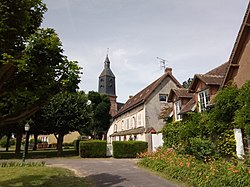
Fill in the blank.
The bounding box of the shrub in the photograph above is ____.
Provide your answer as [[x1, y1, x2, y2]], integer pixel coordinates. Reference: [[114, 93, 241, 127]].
[[187, 137, 216, 160], [217, 130, 236, 159], [112, 141, 148, 158], [0, 136, 15, 148], [73, 139, 80, 153], [0, 161, 45, 167], [138, 148, 250, 187], [162, 121, 184, 148], [79, 140, 106, 158]]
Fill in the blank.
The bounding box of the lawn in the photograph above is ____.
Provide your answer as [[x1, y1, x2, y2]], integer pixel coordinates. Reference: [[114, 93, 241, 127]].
[[0, 165, 90, 187], [0, 149, 77, 159]]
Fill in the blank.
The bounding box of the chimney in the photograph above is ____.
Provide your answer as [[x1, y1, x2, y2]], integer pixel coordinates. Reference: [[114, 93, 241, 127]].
[[165, 67, 172, 74], [129, 95, 133, 99]]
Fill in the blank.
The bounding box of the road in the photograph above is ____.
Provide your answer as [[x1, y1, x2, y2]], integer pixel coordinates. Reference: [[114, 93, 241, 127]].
[[42, 158, 179, 187]]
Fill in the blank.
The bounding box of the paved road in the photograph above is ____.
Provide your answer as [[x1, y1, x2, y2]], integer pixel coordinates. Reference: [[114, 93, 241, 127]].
[[41, 158, 179, 187]]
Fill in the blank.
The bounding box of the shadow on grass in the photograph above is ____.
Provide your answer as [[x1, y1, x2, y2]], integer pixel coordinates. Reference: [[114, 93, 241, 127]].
[[0, 174, 90, 187], [84, 173, 126, 187]]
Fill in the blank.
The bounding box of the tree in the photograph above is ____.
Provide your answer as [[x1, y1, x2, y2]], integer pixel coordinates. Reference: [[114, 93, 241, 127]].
[[84, 91, 112, 139], [42, 91, 91, 156], [206, 85, 240, 135], [182, 78, 193, 88], [0, 28, 81, 126], [0, 0, 81, 127], [0, 0, 47, 56], [235, 80, 250, 147]]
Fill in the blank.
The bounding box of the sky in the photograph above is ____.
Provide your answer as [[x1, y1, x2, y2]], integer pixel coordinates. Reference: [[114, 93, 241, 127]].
[[42, 0, 249, 103]]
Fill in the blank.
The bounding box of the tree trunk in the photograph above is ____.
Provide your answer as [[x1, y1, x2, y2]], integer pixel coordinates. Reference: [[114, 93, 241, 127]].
[[33, 133, 38, 150], [15, 132, 22, 155], [6, 132, 11, 152], [57, 133, 64, 157]]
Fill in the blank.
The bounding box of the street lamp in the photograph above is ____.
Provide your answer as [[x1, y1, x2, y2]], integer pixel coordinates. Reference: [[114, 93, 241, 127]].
[[22, 123, 30, 162]]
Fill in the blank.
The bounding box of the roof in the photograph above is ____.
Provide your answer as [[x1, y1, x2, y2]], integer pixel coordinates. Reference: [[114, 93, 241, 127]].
[[180, 97, 196, 114], [222, 2, 250, 86], [114, 69, 182, 118], [189, 62, 229, 92], [168, 88, 193, 102], [99, 55, 115, 77], [111, 127, 145, 137], [205, 61, 229, 77]]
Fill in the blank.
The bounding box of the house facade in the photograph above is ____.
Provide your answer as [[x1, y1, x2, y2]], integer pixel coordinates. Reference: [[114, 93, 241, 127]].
[[188, 62, 229, 112], [167, 88, 193, 121], [223, 2, 250, 87], [107, 68, 182, 151]]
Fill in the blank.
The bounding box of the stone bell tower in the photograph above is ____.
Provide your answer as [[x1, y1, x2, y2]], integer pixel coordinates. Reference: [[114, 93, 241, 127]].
[[98, 54, 117, 117]]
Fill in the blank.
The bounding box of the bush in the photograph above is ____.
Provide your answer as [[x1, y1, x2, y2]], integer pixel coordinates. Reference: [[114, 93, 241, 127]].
[[112, 141, 148, 158], [0, 136, 15, 148], [217, 130, 236, 159], [73, 139, 80, 153], [79, 140, 106, 158], [0, 161, 45, 167], [138, 148, 250, 187], [187, 137, 216, 160], [29, 139, 42, 144]]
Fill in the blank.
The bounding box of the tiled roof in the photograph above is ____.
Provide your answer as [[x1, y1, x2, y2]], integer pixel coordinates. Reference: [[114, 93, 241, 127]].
[[114, 70, 182, 117], [196, 74, 224, 86], [111, 127, 145, 136], [205, 61, 229, 77], [180, 97, 196, 114], [168, 88, 193, 102], [189, 62, 230, 92]]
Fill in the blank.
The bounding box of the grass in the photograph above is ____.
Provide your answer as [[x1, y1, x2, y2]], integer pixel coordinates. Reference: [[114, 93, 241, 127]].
[[0, 165, 91, 187], [0, 149, 78, 159]]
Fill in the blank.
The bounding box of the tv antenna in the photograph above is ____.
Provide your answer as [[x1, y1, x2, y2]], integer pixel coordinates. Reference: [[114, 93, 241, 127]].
[[157, 57, 168, 71]]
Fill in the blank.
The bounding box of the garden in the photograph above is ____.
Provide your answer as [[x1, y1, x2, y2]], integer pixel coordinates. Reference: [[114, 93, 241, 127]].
[[138, 82, 250, 187]]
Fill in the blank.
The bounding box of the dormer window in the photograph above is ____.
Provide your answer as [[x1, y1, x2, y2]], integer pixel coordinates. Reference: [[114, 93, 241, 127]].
[[159, 94, 168, 102], [198, 89, 210, 112]]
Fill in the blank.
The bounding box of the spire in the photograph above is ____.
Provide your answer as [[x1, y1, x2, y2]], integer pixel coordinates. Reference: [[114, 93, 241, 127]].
[[104, 54, 110, 68]]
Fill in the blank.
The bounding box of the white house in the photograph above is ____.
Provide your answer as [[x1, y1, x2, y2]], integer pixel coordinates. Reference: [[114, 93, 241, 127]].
[[107, 68, 182, 151]]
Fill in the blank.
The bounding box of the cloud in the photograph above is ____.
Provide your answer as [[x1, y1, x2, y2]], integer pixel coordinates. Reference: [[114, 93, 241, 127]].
[[42, 0, 249, 102]]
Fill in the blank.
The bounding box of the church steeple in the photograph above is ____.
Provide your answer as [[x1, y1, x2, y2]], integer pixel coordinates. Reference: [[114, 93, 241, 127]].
[[98, 54, 116, 96], [104, 55, 110, 68]]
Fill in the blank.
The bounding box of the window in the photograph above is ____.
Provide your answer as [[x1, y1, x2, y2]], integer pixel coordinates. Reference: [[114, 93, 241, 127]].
[[198, 89, 210, 112], [114, 124, 117, 132], [174, 100, 182, 121], [137, 113, 142, 127], [126, 118, 129, 129], [159, 94, 168, 102], [130, 117, 136, 129], [121, 120, 124, 130]]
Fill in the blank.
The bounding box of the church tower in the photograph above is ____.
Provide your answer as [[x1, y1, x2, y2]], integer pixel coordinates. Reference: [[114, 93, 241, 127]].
[[98, 54, 118, 117]]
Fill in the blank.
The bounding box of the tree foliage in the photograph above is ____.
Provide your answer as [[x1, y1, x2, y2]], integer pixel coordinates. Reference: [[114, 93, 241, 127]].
[[0, 0, 81, 127], [81, 91, 111, 139], [41, 91, 92, 156], [0, 0, 47, 56], [235, 80, 250, 137], [182, 78, 193, 88]]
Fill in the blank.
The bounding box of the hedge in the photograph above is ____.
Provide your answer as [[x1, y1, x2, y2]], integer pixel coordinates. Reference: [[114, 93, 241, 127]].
[[79, 140, 107, 158], [112, 141, 148, 158]]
